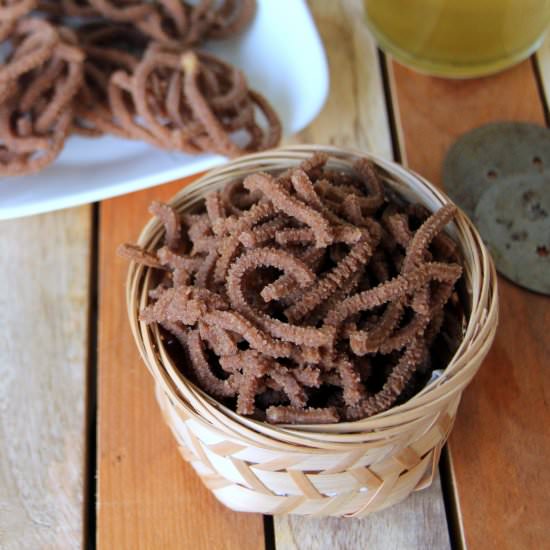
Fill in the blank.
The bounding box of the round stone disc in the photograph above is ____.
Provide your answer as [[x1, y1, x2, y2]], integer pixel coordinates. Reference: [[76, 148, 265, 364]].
[[474, 172, 549, 295], [443, 122, 550, 218], [443, 122, 550, 295]]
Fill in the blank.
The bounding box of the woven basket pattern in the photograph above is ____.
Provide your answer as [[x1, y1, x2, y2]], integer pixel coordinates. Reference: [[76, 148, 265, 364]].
[[127, 145, 498, 517]]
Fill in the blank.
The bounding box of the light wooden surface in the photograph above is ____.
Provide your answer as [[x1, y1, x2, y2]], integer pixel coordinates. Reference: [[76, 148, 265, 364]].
[[388, 58, 550, 549], [0, 207, 91, 550], [275, 476, 449, 550], [97, 180, 265, 550], [288, 0, 393, 161]]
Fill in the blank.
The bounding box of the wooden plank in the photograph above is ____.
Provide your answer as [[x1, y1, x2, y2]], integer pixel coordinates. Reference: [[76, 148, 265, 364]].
[[275, 475, 449, 550], [97, 180, 265, 550], [388, 58, 550, 549], [387, 58, 546, 183], [276, 2, 450, 548], [287, 0, 393, 161], [0, 207, 91, 549]]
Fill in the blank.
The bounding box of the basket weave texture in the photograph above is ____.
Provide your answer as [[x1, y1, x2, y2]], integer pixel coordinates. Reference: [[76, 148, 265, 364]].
[[126, 145, 498, 517]]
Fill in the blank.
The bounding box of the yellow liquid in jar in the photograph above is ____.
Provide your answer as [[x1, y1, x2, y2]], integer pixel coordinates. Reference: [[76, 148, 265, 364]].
[[364, 0, 550, 77]]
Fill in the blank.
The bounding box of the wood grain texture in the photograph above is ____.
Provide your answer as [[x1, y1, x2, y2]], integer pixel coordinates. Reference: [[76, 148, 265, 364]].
[[389, 58, 550, 549], [275, 476, 449, 550], [387, 59, 546, 184], [0, 208, 91, 550], [275, 2, 450, 549], [286, 0, 393, 161], [97, 180, 264, 550]]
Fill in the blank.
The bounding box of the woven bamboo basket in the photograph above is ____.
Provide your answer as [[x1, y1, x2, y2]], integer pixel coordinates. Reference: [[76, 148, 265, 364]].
[[126, 145, 498, 518]]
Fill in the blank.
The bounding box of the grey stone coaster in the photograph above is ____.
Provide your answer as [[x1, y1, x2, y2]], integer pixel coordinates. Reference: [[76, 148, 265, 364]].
[[443, 122, 550, 295]]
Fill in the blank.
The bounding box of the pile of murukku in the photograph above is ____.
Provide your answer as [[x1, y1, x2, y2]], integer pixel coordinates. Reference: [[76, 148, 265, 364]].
[[120, 153, 465, 424], [0, 0, 281, 176], [0, 17, 84, 175]]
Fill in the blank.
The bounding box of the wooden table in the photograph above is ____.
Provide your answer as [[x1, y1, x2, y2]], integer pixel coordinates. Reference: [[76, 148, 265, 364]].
[[2, 2, 549, 548]]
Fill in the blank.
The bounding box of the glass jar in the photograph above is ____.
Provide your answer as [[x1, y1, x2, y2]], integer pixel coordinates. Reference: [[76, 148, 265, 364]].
[[363, 0, 550, 78]]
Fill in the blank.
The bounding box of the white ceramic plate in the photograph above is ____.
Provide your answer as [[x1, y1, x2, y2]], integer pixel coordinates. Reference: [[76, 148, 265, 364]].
[[0, 0, 328, 220]]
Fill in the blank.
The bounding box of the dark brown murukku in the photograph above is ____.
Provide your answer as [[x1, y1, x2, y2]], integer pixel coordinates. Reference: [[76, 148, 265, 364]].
[[0, 1, 280, 176], [244, 172, 333, 247], [38, 0, 99, 17], [108, 45, 280, 156], [0, 0, 37, 21], [266, 406, 339, 425], [123, 153, 464, 424], [89, 0, 155, 22], [88, 0, 255, 48], [72, 22, 147, 138], [0, 19, 84, 175]]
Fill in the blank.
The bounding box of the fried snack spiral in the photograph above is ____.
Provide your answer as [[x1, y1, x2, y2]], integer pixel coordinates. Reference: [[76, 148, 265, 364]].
[[122, 153, 464, 424], [0, 19, 84, 175], [88, 0, 255, 47], [0, 1, 281, 176], [0, 0, 37, 21], [83, 44, 280, 156], [38, 0, 99, 17]]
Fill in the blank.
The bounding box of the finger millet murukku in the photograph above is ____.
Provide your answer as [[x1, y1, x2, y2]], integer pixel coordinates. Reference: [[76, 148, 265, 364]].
[[123, 153, 465, 424], [0, 0, 280, 176]]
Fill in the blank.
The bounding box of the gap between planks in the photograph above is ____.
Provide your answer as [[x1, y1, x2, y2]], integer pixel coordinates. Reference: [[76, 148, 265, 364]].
[[84, 203, 100, 550]]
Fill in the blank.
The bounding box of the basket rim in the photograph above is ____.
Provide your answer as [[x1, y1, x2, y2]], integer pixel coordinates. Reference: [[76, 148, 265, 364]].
[[125, 144, 498, 444]]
